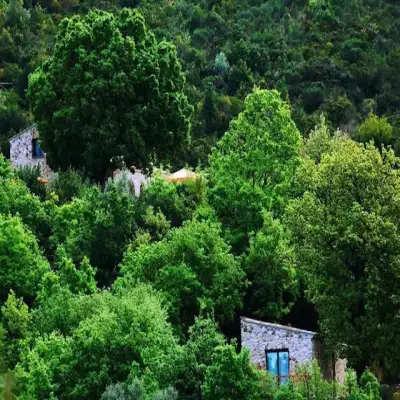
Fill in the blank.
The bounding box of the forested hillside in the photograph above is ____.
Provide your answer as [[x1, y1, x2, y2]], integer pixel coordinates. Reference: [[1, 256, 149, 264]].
[[2, 0, 400, 160], [1, 0, 400, 398]]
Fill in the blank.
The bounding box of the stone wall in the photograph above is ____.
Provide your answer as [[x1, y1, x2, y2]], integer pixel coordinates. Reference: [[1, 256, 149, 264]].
[[240, 317, 347, 383], [241, 317, 317, 372], [9, 125, 51, 178]]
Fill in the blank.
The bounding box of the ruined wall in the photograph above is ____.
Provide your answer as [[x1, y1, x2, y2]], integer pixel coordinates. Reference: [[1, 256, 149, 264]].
[[241, 317, 316, 372], [9, 125, 51, 177]]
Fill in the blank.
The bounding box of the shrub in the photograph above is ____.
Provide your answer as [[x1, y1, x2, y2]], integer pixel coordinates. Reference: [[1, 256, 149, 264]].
[[48, 168, 89, 204], [0, 214, 49, 304], [15, 165, 47, 200], [202, 344, 276, 400], [357, 112, 393, 147]]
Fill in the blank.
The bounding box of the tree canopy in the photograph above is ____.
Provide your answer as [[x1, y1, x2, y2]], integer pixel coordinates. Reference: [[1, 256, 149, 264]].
[[286, 129, 400, 379], [0, 214, 49, 304], [118, 219, 246, 330], [209, 88, 301, 251], [28, 9, 192, 181], [1, 0, 399, 394]]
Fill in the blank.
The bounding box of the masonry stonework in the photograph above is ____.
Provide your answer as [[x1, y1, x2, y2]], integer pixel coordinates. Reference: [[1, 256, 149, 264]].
[[241, 317, 316, 372], [241, 317, 347, 382], [9, 125, 51, 178]]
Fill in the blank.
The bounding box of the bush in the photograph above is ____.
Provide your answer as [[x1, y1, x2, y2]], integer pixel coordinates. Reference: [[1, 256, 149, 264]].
[[15, 165, 47, 200], [301, 86, 324, 113], [101, 378, 178, 400], [274, 383, 303, 400], [357, 112, 393, 147], [48, 168, 89, 204], [270, 362, 381, 400], [0, 214, 49, 304], [202, 344, 276, 400]]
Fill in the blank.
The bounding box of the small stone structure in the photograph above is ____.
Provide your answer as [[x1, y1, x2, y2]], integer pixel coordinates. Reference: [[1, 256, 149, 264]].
[[9, 126, 196, 196], [9, 124, 51, 178], [241, 317, 346, 382]]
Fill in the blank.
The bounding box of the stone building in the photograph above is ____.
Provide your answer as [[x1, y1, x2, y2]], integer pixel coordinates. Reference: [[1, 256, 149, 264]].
[[241, 317, 346, 383], [8, 125, 148, 191], [9, 124, 51, 177], [8, 126, 196, 196]]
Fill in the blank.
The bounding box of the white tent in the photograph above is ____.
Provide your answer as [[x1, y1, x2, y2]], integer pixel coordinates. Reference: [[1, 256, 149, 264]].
[[165, 168, 197, 183]]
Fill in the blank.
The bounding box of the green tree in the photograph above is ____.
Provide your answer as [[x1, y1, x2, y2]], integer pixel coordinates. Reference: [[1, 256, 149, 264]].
[[47, 169, 89, 204], [208, 89, 301, 251], [42, 250, 97, 297], [118, 219, 246, 329], [0, 160, 52, 250], [0, 91, 29, 152], [202, 344, 276, 400], [244, 212, 298, 321], [0, 291, 30, 371], [28, 9, 192, 182], [176, 317, 225, 399], [357, 112, 393, 148], [138, 174, 207, 229], [50, 175, 137, 285], [344, 369, 380, 400], [0, 214, 49, 304], [16, 286, 180, 399], [286, 136, 400, 379], [15, 165, 47, 200]]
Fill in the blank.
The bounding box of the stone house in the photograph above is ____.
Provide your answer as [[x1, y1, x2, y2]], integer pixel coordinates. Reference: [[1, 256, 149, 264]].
[[8, 125, 149, 192], [9, 124, 51, 178], [8, 126, 196, 196], [241, 317, 347, 383]]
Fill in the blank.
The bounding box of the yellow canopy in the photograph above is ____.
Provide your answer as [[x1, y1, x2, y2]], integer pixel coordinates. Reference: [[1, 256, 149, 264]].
[[165, 168, 197, 183]]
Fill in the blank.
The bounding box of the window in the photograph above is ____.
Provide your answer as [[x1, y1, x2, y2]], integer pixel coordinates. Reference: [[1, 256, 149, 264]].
[[266, 349, 289, 384], [32, 139, 44, 158]]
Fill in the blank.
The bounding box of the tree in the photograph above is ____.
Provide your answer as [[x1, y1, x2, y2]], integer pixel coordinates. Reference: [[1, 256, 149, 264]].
[[0, 91, 30, 152], [357, 112, 393, 148], [28, 9, 192, 182], [244, 212, 298, 321], [0, 291, 31, 371], [16, 286, 180, 399], [50, 174, 137, 286], [286, 136, 400, 379], [137, 175, 207, 229], [47, 169, 89, 204], [214, 52, 229, 77], [0, 160, 52, 250], [101, 377, 178, 400], [118, 219, 246, 329], [208, 89, 301, 251], [0, 214, 49, 304], [15, 166, 47, 200], [176, 317, 225, 399], [202, 344, 275, 400]]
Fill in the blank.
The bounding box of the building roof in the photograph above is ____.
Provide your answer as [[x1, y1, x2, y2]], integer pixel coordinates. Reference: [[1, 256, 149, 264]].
[[8, 124, 37, 143], [241, 317, 316, 336]]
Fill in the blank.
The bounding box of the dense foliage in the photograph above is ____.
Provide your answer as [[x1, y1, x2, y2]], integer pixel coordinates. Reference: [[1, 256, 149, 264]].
[[0, 0, 399, 396], [209, 89, 301, 252], [28, 9, 192, 181], [3, 0, 400, 165], [286, 124, 400, 380]]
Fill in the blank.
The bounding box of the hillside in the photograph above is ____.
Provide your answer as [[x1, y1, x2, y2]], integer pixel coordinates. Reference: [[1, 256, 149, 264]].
[[0, 0, 399, 398], [2, 0, 400, 160]]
